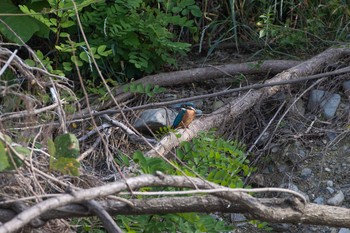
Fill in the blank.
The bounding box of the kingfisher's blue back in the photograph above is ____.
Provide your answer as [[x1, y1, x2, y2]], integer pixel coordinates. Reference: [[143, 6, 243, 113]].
[[172, 108, 186, 128]]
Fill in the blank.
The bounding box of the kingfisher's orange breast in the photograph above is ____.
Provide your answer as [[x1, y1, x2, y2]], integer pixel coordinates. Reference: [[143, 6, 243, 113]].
[[180, 109, 196, 128]]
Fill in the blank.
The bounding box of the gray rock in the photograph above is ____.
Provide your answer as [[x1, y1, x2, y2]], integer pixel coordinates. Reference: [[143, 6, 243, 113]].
[[212, 100, 224, 111], [343, 80, 350, 95], [308, 90, 341, 119], [339, 228, 350, 233], [326, 187, 335, 194], [326, 180, 334, 187], [134, 108, 177, 133], [313, 197, 324, 205], [230, 213, 247, 227], [326, 131, 338, 141], [327, 191, 344, 206], [280, 183, 299, 192], [298, 149, 306, 158], [278, 164, 288, 173], [301, 168, 312, 179]]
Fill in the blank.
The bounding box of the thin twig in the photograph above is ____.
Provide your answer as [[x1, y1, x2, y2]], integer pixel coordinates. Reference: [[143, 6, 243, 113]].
[[120, 187, 306, 203], [0, 49, 17, 76]]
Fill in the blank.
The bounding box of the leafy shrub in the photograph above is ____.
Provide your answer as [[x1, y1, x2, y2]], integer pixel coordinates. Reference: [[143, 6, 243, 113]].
[[78, 0, 196, 78], [113, 131, 254, 232], [175, 131, 253, 188]]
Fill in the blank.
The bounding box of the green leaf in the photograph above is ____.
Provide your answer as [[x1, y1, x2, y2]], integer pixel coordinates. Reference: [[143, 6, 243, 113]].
[[50, 157, 80, 176], [48, 138, 55, 157], [79, 51, 90, 62], [129, 83, 137, 92], [144, 83, 152, 93], [119, 154, 130, 166], [49, 134, 80, 176], [13, 146, 30, 157], [71, 56, 83, 66], [60, 20, 75, 28], [133, 150, 146, 164], [0, 1, 50, 43], [54, 133, 80, 159], [0, 141, 10, 172], [189, 6, 201, 17], [62, 62, 72, 71], [97, 45, 107, 55], [24, 59, 36, 67], [136, 83, 144, 93], [123, 84, 130, 92]]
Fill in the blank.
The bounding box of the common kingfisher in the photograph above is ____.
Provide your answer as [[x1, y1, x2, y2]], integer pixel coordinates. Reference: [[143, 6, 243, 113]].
[[172, 105, 196, 129]]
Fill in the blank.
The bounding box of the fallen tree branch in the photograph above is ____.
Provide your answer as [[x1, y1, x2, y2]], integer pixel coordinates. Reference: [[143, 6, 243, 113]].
[[83, 199, 123, 233], [146, 47, 350, 157], [1, 175, 350, 232], [83, 60, 301, 112], [73, 64, 350, 121]]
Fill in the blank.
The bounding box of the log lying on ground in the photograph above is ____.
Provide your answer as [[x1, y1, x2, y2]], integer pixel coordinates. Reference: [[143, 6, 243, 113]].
[[146, 47, 350, 157], [91, 60, 301, 111], [2, 174, 350, 231]]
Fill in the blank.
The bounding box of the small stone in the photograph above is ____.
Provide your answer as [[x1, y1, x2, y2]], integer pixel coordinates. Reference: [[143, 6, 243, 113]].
[[327, 191, 344, 206], [271, 145, 280, 153], [133, 108, 177, 133], [326, 131, 337, 141], [212, 100, 224, 111], [230, 213, 247, 227], [298, 149, 306, 157], [343, 80, 350, 94], [278, 164, 288, 173], [339, 228, 350, 233], [300, 168, 312, 179], [313, 197, 324, 205], [307, 90, 341, 119], [326, 187, 335, 194], [325, 167, 331, 172], [326, 180, 334, 187], [280, 183, 299, 192]]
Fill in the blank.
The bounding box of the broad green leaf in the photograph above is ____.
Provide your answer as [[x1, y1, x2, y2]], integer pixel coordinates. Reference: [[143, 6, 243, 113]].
[[79, 51, 90, 62], [97, 45, 107, 55], [136, 83, 144, 93], [71, 56, 83, 66], [24, 59, 36, 67], [144, 83, 152, 93], [50, 157, 80, 176], [54, 133, 80, 159], [133, 150, 146, 164], [129, 83, 137, 92]]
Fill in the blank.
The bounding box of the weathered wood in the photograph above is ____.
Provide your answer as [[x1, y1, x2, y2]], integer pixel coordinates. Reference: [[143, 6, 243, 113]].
[[2, 175, 350, 231], [146, 47, 350, 157], [88, 60, 301, 111]]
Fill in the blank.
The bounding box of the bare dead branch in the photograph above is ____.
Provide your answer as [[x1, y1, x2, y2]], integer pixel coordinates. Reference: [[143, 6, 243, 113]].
[[146, 47, 350, 157], [1, 176, 350, 231], [83, 199, 123, 233]]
